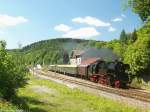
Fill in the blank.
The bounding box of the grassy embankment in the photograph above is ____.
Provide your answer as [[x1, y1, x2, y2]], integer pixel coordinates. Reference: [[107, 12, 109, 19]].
[[0, 76, 147, 112]]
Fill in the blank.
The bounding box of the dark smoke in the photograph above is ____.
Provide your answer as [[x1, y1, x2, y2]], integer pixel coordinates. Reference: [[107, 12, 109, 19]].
[[62, 39, 118, 62], [81, 48, 118, 61], [63, 41, 77, 52]]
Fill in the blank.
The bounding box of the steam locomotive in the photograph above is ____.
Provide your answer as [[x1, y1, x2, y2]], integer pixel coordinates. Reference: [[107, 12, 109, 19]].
[[49, 59, 129, 88]]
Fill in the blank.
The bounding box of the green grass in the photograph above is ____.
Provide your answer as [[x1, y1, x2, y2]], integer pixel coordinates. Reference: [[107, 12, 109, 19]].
[[130, 77, 150, 89], [0, 100, 19, 112], [10, 76, 145, 112]]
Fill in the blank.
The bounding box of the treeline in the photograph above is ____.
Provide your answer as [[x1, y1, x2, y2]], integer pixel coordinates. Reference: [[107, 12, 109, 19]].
[[91, 29, 138, 58]]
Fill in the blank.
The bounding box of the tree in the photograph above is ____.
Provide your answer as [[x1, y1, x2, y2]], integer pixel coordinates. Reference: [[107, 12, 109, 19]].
[[128, 0, 150, 21], [63, 50, 69, 64], [104, 40, 125, 58], [124, 0, 150, 77], [0, 40, 6, 49], [120, 29, 128, 44], [95, 41, 106, 49], [124, 21, 150, 75], [131, 29, 138, 43], [0, 40, 28, 100], [18, 42, 22, 49]]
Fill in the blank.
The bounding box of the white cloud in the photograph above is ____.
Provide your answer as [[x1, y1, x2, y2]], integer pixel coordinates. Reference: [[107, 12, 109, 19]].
[[121, 14, 126, 18], [0, 14, 28, 27], [112, 14, 126, 22], [72, 17, 84, 23], [112, 17, 123, 22], [108, 27, 116, 32], [62, 27, 100, 38], [0, 30, 4, 35], [54, 24, 71, 32], [72, 16, 110, 27]]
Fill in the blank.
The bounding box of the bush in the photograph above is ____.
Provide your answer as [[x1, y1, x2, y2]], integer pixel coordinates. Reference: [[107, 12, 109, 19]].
[[130, 77, 142, 89], [0, 41, 28, 100]]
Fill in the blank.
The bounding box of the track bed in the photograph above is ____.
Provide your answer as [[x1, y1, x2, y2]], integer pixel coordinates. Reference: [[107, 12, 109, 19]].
[[35, 69, 150, 103]]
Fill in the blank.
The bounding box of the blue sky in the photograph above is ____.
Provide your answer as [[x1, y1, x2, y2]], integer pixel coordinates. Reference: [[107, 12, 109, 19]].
[[0, 0, 141, 49]]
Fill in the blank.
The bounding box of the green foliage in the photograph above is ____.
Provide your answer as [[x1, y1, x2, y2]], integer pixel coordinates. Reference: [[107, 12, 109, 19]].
[[0, 41, 28, 100], [124, 21, 150, 75], [87, 39, 96, 47], [130, 29, 138, 43], [130, 77, 142, 88], [0, 100, 19, 111], [94, 41, 106, 49], [0, 40, 6, 49], [120, 29, 128, 44], [128, 0, 150, 21], [104, 40, 124, 58]]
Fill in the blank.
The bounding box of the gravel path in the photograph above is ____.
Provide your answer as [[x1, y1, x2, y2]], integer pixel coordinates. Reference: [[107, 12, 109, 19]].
[[31, 85, 57, 94]]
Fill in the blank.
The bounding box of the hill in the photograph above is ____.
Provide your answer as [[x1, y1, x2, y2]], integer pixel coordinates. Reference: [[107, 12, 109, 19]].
[[9, 38, 93, 65]]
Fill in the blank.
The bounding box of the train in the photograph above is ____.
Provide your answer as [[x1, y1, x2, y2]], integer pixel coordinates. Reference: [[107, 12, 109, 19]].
[[48, 59, 129, 88]]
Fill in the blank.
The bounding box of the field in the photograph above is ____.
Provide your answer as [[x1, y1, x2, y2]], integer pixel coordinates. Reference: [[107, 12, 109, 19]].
[[0, 76, 146, 112]]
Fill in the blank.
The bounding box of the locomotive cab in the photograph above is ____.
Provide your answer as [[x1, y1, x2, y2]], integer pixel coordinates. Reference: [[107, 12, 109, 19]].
[[88, 60, 108, 84]]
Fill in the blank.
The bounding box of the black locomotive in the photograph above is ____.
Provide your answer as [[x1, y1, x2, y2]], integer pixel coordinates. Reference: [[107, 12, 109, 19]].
[[87, 60, 129, 88]]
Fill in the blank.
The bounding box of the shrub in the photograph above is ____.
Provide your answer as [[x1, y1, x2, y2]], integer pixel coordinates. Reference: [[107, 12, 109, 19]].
[[0, 40, 28, 100]]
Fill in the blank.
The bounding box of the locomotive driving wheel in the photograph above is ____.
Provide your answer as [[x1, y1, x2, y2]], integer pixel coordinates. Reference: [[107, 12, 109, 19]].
[[106, 77, 111, 86], [115, 80, 120, 88], [107, 75, 115, 87], [90, 75, 99, 83], [98, 75, 108, 85]]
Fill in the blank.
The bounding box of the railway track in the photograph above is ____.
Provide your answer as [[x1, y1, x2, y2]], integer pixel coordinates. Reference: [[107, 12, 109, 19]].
[[35, 70, 150, 103]]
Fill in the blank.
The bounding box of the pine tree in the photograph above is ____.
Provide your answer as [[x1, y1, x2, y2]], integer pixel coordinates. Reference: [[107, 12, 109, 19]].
[[131, 29, 138, 43], [120, 29, 128, 44]]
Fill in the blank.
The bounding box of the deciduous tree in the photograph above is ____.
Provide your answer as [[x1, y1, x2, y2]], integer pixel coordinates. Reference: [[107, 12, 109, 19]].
[[128, 0, 150, 21], [0, 41, 28, 100]]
